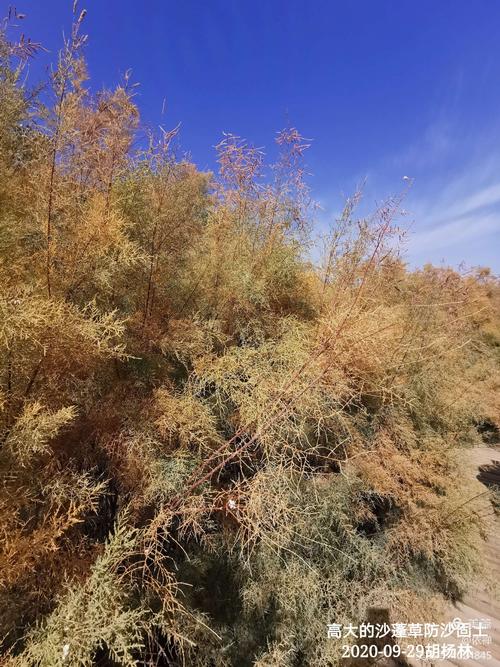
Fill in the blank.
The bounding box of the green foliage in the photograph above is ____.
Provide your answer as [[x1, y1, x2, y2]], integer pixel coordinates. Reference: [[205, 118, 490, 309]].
[[16, 515, 145, 667]]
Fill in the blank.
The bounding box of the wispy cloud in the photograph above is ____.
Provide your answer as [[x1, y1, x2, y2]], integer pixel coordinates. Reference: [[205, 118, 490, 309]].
[[315, 113, 500, 272], [383, 109, 500, 271], [409, 212, 499, 253], [393, 120, 454, 170], [405, 162, 500, 269], [449, 182, 500, 219]]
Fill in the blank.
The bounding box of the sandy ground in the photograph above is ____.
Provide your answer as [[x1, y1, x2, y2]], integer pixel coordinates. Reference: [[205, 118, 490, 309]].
[[407, 446, 500, 667]]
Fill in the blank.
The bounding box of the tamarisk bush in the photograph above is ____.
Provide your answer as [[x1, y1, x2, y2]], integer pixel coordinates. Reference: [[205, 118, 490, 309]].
[[1, 7, 499, 666]]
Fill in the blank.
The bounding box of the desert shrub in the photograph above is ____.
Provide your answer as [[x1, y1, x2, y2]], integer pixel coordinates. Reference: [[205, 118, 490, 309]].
[[0, 7, 498, 667]]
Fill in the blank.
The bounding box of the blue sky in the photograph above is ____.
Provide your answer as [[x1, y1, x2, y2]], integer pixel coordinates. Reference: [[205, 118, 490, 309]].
[[13, 0, 500, 271]]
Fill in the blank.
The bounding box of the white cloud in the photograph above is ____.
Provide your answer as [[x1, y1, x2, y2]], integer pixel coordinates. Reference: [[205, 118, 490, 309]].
[[456, 182, 500, 218], [396, 120, 500, 271], [410, 211, 499, 253], [393, 120, 453, 170], [315, 120, 500, 271]]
